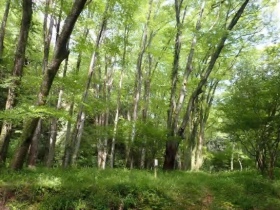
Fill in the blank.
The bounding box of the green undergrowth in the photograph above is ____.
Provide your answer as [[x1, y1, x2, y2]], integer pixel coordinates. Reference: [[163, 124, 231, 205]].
[[0, 168, 280, 209]]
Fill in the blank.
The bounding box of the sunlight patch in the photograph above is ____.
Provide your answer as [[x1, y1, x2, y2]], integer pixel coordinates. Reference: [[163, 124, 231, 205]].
[[37, 174, 61, 188]]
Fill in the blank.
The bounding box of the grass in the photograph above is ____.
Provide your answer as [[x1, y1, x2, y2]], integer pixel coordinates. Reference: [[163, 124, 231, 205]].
[[0, 168, 280, 209]]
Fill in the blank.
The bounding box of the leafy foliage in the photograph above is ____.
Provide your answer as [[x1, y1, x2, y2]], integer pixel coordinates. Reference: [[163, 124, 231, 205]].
[[218, 45, 280, 177]]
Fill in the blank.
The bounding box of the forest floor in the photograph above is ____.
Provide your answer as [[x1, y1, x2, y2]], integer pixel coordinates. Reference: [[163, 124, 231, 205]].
[[0, 168, 280, 209]]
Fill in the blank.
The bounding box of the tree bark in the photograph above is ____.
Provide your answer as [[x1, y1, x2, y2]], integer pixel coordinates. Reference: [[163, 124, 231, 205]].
[[97, 111, 109, 169], [70, 2, 108, 166], [172, 1, 205, 134], [140, 52, 153, 169], [11, 0, 88, 170], [0, 0, 11, 62], [0, 0, 32, 165], [191, 80, 218, 170], [164, 0, 203, 170], [45, 44, 68, 167], [62, 28, 88, 167], [27, 0, 57, 168], [164, 0, 250, 170], [110, 26, 129, 168], [42, 0, 55, 74], [46, 89, 63, 167], [97, 53, 113, 169], [166, 0, 184, 134], [63, 100, 74, 167], [27, 119, 42, 167], [126, 0, 153, 169]]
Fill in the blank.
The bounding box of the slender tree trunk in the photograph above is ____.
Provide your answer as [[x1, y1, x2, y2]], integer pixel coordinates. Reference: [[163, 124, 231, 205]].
[[164, 0, 250, 170], [46, 89, 63, 167], [27, 119, 42, 167], [0, 122, 11, 164], [140, 52, 153, 169], [110, 26, 129, 168], [70, 3, 109, 166], [0, 0, 11, 62], [27, 0, 57, 167], [45, 0, 64, 158], [191, 80, 218, 171], [98, 142, 107, 169], [164, 0, 186, 170], [165, 1, 205, 170], [0, 0, 33, 165], [97, 54, 113, 169], [180, 0, 250, 134], [110, 78, 121, 168], [71, 111, 86, 164], [63, 100, 74, 167], [42, 0, 55, 74], [55, 0, 64, 42], [193, 115, 205, 170], [98, 139, 108, 169], [172, 1, 205, 134], [126, 0, 153, 169], [11, 0, 88, 170], [97, 112, 109, 169], [185, 108, 199, 170], [45, 48, 68, 167], [110, 110, 118, 168], [256, 146, 266, 175], [237, 154, 242, 171], [62, 29, 88, 167]]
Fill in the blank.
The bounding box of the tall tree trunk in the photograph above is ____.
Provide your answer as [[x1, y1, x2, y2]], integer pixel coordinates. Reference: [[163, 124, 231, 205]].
[[172, 1, 205, 134], [62, 28, 88, 167], [0, 0, 32, 165], [184, 105, 199, 170], [230, 142, 235, 171], [238, 154, 243, 171], [11, 0, 88, 170], [63, 100, 74, 167], [0, 0, 11, 63], [167, 1, 181, 133], [97, 54, 113, 169], [27, 0, 57, 167], [140, 52, 153, 169], [164, 0, 186, 170], [97, 112, 109, 169], [191, 80, 218, 170], [165, 1, 205, 170], [164, 0, 250, 170], [27, 119, 42, 167], [179, 0, 250, 134], [110, 26, 129, 168], [191, 99, 204, 171], [70, 2, 109, 166], [46, 89, 63, 167], [126, 0, 153, 169], [109, 67, 121, 168], [45, 48, 68, 167], [55, 0, 64, 42], [42, 0, 55, 74]]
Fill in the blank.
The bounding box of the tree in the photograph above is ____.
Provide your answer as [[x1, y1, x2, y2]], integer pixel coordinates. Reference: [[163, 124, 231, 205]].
[[163, 0, 250, 170], [0, 0, 11, 63], [0, 0, 33, 165], [11, 0, 88, 170], [220, 46, 280, 178]]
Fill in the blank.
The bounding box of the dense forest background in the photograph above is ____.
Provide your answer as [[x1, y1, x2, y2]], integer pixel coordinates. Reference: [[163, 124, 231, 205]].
[[0, 0, 280, 179]]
